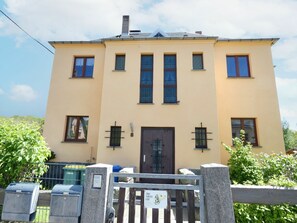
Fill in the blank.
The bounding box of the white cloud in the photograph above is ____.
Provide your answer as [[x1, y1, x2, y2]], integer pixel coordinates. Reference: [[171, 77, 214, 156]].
[[0, 88, 4, 95], [1, 0, 144, 41], [273, 38, 297, 72], [9, 84, 37, 102], [2, 0, 297, 41], [276, 77, 297, 130], [2, 0, 297, 66]]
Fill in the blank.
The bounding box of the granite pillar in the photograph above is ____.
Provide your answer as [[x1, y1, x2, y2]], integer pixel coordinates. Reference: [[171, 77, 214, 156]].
[[201, 163, 235, 223], [81, 163, 112, 223]]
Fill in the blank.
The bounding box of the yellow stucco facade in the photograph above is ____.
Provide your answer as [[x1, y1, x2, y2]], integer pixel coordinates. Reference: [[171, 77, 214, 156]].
[[43, 31, 285, 173]]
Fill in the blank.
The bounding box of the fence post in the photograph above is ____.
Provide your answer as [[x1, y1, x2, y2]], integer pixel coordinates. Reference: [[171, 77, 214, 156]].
[[201, 163, 235, 223], [81, 163, 112, 223]]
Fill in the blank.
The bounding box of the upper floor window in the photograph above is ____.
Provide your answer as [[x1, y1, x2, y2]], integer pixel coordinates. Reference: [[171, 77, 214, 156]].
[[73, 57, 94, 78], [227, 55, 250, 77], [164, 55, 177, 103], [115, 54, 125, 71], [193, 54, 204, 70], [140, 55, 153, 103], [231, 118, 258, 146], [65, 116, 89, 142]]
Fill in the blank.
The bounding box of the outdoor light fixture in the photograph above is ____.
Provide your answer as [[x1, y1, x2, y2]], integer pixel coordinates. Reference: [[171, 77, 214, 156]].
[[130, 122, 134, 137]]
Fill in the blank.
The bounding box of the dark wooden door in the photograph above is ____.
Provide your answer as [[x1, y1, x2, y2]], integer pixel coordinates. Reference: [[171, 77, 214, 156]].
[[140, 127, 174, 183]]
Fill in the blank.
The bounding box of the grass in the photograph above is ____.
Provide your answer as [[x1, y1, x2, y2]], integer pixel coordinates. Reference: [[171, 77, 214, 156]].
[[33, 207, 50, 223]]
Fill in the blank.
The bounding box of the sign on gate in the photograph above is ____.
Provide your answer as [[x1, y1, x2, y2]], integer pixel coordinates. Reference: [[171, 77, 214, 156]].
[[144, 190, 168, 209]]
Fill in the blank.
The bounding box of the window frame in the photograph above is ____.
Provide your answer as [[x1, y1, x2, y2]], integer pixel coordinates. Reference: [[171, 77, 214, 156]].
[[115, 54, 126, 71], [226, 55, 250, 77], [164, 54, 177, 103], [195, 127, 207, 149], [192, 53, 204, 70], [231, 118, 258, 146], [64, 116, 89, 142], [109, 126, 122, 147], [72, 57, 94, 78], [139, 55, 154, 103]]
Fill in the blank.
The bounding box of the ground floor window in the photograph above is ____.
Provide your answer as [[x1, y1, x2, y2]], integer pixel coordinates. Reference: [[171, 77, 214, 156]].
[[231, 118, 258, 146], [65, 116, 89, 142], [109, 126, 122, 147], [195, 127, 207, 149]]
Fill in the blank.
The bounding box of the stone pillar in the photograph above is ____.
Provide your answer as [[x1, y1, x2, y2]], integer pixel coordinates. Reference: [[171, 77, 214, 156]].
[[201, 163, 235, 223], [81, 163, 112, 223]]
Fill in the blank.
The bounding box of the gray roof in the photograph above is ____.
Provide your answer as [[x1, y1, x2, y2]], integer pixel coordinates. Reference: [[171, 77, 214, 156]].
[[102, 31, 218, 41], [49, 31, 278, 46]]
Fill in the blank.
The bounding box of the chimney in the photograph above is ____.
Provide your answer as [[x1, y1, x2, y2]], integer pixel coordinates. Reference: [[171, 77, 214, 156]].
[[122, 15, 129, 36]]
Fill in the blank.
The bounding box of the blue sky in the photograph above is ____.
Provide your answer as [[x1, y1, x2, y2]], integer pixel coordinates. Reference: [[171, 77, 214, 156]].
[[0, 0, 297, 130]]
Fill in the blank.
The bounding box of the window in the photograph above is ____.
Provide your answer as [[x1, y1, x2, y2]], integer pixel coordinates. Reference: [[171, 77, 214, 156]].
[[193, 54, 204, 70], [227, 55, 250, 77], [109, 126, 122, 147], [195, 127, 207, 149], [65, 116, 89, 142], [140, 55, 153, 103], [115, 55, 125, 70], [154, 32, 164, 37], [164, 55, 177, 103], [73, 57, 94, 77], [231, 118, 258, 146]]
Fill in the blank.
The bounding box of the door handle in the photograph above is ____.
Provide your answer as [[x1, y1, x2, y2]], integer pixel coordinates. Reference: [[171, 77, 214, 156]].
[[143, 155, 146, 163]]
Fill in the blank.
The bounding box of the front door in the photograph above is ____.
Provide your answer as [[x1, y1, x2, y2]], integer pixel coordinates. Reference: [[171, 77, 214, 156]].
[[140, 127, 174, 183]]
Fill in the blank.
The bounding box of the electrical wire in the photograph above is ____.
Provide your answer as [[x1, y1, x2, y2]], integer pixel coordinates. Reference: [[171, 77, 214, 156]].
[[0, 9, 54, 54]]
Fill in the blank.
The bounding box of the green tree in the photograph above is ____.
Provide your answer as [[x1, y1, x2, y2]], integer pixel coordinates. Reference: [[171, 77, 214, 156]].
[[283, 121, 297, 151], [0, 118, 51, 187]]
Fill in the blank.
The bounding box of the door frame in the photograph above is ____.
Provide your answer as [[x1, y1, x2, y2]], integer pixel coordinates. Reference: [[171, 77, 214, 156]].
[[140, 127, 175, 174]]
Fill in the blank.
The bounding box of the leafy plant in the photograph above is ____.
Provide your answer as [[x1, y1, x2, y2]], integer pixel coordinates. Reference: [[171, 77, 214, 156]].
[[223, 130, 263, 185], [224, 130, 297, 222], [258, 153, 297, 187], [0, 118, 51, 187]]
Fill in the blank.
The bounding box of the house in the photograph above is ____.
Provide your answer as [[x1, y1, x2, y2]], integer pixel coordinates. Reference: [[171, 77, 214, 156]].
[[43, 15, 285, 174]]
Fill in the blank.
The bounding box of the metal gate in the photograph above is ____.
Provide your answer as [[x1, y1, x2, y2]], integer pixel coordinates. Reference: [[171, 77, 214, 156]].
[[107, 173, 205, 223]]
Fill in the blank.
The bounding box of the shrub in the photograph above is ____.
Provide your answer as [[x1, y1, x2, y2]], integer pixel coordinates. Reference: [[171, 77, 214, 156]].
[[259, 153, 297, 187], [224, 130, 297, 222], [223, 130, 263, 185], [0, 118, 51, 187]]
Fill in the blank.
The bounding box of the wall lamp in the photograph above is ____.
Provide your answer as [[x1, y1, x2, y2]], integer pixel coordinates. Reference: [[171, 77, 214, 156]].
[[130, 122, 134, 137]]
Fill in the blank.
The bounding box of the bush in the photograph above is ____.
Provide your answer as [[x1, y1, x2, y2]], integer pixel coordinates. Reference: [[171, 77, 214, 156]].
[[223, 130, 263, 185], [224, 130, 297, 222], [0, 118, 51, 187]]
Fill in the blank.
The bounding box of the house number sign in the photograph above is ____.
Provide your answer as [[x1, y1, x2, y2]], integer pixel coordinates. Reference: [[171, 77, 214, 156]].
[[144, 190, 168, 209], [92, 174, 102, 189]]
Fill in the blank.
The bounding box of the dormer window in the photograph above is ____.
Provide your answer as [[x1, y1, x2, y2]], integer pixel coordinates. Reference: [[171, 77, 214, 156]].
[[154, 32, 164, 37], [150, 29, 168, 38]]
